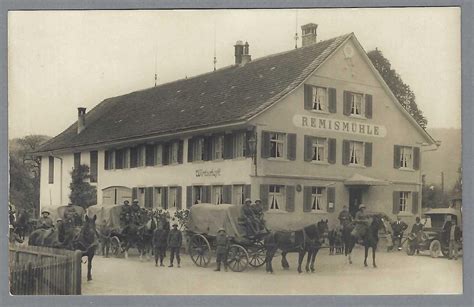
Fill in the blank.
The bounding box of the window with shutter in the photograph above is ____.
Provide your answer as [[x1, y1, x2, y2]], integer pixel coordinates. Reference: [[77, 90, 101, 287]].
[[269, 185, 285, 211], [212, 135, 225, 160], [269, 132, 286, 159], [310, 187, 325, 212], [168, 187, 178, 209], [154, 187, 163, 208], [223, 133, 234, 159], [154, 144, 163, 165]]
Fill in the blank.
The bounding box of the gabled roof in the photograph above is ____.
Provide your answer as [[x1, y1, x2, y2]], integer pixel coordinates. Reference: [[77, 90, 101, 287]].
[[37, 33, 352, 153]]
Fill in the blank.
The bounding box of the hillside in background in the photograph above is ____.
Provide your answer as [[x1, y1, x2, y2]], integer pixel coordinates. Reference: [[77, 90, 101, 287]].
[[423, 128, 461, 192]]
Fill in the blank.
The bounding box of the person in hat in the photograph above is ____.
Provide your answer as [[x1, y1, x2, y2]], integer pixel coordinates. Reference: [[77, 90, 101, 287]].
[[242, 198, 259, 236], [120, 200, 132, 227], [391, 215, 408, 251], [215, 228, 230, 272], [338, 205, 352, 228], [131, 199, 142, 225], [167, 223, 182, 267], [351, 204, 369, 242], [153, 222, 169, 267], [37, 210, 54, 230]]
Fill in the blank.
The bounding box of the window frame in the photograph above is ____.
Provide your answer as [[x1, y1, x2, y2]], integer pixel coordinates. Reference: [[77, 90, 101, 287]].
[[212, 135, 224, 160], [193, 186, 204, 204], [233, 132, 246, 158], [168, 187, 178, 209], [212, 186, 224, 205], [170, 141, 179, 164], [400, 146, 413, 169], [350, 92, 365, 117], [311, 187, 326, 212], [269, 185, 285, 211], [349, 141, 364, 165], [311, 86, 328, 112], [193, 137, 205, 162], [269, 132, 286, 159], [311, 137, 327, 162], [399, 191, 411, 212]]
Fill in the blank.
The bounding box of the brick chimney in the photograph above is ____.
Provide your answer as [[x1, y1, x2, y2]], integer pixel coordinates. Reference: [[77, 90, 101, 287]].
[[77, 107, 86, 134], [301, 23, 318, 47], [235, 40, 251, 66]]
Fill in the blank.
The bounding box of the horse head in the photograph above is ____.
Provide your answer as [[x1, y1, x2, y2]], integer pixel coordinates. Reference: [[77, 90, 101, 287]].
[[370, 214, 387, 233], [317, 219, 329, 237], [75, 214, 98, 251]]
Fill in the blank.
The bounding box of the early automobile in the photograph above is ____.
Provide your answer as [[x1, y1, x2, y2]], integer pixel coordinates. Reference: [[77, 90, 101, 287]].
[[406, 208, 462, 258]]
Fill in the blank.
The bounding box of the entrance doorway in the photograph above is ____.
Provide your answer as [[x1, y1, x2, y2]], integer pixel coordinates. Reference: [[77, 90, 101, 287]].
[[348, 187, 364, 217]]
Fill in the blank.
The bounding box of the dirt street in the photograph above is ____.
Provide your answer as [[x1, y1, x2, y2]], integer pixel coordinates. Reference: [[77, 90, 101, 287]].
[[81, 246, 462, 295]]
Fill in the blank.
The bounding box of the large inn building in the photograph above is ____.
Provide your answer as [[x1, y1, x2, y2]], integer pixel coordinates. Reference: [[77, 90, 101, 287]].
[[36, 24, 437, 229]]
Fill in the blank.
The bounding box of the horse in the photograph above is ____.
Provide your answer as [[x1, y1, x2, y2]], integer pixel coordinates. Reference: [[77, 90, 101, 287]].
[[328, 227, 344, 255], [342, 214, 386, 268], [13, 210, 31, 240], [136, 215, 157, 261], [264, 219, 329, 274], [28, 215, 98, 281]]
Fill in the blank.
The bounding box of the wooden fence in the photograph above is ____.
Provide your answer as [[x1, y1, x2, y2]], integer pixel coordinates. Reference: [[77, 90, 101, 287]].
[[9, 244, 82, 295]]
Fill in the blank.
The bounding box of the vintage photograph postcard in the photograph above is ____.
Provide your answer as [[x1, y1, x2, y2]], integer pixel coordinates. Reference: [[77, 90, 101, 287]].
[[7, 8, 462, 295]]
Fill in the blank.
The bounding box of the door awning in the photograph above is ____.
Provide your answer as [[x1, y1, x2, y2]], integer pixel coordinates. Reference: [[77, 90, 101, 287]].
[[344, 174, 389, 186]]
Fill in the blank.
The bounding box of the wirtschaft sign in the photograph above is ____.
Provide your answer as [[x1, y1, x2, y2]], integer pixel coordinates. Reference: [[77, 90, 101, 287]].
[[293, 114, 387, 138]]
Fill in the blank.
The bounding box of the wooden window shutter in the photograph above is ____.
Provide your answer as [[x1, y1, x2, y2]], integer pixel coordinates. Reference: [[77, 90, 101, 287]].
[[145, 187, 154, 209], [342, 140, 350, 165], [287, 133, 297, 161], [204, 136, 213, 161], [223, 185, 232, 203], [145, 145, 155, 166], [177, 140, 184, 164], [328, 138, 336, 164], [327, 187, 336, 213], [245, 130, 253, 158], [223, 133, 234, 159], [176, 186, 182, 210], [161, 187, 168, 210], [303, 186, 312, 212], [48, 156, 54, 183], [187, 138, 194, 162], [304, 84, 313, 110], [244, 184, 251, 199], [413, 147, 420, 170], [393, 145, 401, 169], [393, 191, 400, 214], [186, 186, 193, 209], [261, 131, 271, 158], [162, 143, 169, 165], [343, 91, 351, 116], [286, 186, 295, 212], [412, 192, 419, 215], [203, 186, 212, 203], [328, 88, 337, 113], [132, 187, 138, 201], [365, 94, 373, 119], [260, 184, 269, 211], [104, 151, 109, 170], [304, 135, 313, 162], [364, 142, 373, 167]]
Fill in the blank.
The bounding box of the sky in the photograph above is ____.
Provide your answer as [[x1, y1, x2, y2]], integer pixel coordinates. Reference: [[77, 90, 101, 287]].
[[8, 8, 461, 139]]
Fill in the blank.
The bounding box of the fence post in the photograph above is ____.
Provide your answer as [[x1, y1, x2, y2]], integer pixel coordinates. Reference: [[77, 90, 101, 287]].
[[74, 250, 82, 295]]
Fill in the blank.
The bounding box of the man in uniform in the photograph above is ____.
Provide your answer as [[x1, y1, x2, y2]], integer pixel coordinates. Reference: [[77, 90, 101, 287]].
[[252, 199, 266, 232], [131, 199, 142, 225], [153, 222, 168, 267], [37, 210, 54, 229], [391, 216, 408, 251], [338, 205, 352, 228], [410, 216, 424, 254], [351, 204, 369, 242], [214, 228, 229, 272], [242, 198, 259, 235], [167, 223, 182, 268]]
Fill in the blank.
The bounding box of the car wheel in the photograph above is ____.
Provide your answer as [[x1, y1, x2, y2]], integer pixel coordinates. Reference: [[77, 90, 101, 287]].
[[429, 240, 441, 258]]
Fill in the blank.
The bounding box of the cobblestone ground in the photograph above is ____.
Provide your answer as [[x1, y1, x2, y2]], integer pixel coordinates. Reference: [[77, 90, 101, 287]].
[[81, 246, 462, 295]]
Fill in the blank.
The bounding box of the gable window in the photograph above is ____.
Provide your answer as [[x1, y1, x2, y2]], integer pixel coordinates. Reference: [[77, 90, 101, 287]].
[[400, 147, 413, 169], [212, 186, 224, 205], [312, 87, 327, 112], [90, 151, 98, 182], [349, 141, 364, 165], [311, 187, 325, 211], [233, 132, 246, 158], [212, 135, 224, 160], [270, 132, 286, 159], [193, 137, 205, 162], [312, 138, 326, 162], [350, 93, 364, 116], [269, 185, 285, 210], [48, 156, 54, 184], [233, 185, 245, 205], [399, 192, 411, 212]]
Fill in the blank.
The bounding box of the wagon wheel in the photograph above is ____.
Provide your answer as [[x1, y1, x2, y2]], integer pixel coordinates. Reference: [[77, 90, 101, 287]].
[[110, 236, 121, 256], [189, 234, 211, 267], [227, 244, 249, 272], [429, 240, 441, 258], [248, 242, 266, 267]]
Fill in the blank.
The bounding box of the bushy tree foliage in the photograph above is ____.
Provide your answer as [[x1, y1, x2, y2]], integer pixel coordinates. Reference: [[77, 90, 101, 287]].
[[367, 48, 428, 129], [69, 164, 97, 209]]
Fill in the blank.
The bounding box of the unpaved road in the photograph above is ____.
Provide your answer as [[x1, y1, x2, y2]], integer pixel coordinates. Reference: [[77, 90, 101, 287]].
[[81, 247, 462, 295]]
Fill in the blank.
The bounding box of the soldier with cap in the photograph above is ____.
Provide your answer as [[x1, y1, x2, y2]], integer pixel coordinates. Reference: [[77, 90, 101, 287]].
[[242, 198, 260, 235], [130, 199, 142, 225], [391, 216, 408, 251], [351, 204, 369, 242], [338, 205, 352, 228], [214, 228, 230, 272], [37, 210, 54, 230], [167, 223, 182, 268]]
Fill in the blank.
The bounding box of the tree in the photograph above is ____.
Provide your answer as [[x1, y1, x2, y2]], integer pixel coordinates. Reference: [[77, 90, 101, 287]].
[[422, 183, 449, 209], [9, 135, 50, 216], [367, 48, 428, 129], [69, 164, 97, 209]]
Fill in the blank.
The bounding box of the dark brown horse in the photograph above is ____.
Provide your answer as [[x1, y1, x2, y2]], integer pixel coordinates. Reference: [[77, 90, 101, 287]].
[[342, 214, 386, 267], [29, 215, 98, 281], [264, 219, 329, 273]]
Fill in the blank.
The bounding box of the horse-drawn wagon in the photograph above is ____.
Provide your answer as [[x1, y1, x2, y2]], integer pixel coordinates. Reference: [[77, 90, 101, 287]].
[[186, 203, 267, 272]]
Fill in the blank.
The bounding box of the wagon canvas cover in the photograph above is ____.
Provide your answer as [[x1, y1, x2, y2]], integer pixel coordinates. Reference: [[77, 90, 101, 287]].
[[87, 204, 124, 228], [187, 203, 247, 238]]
